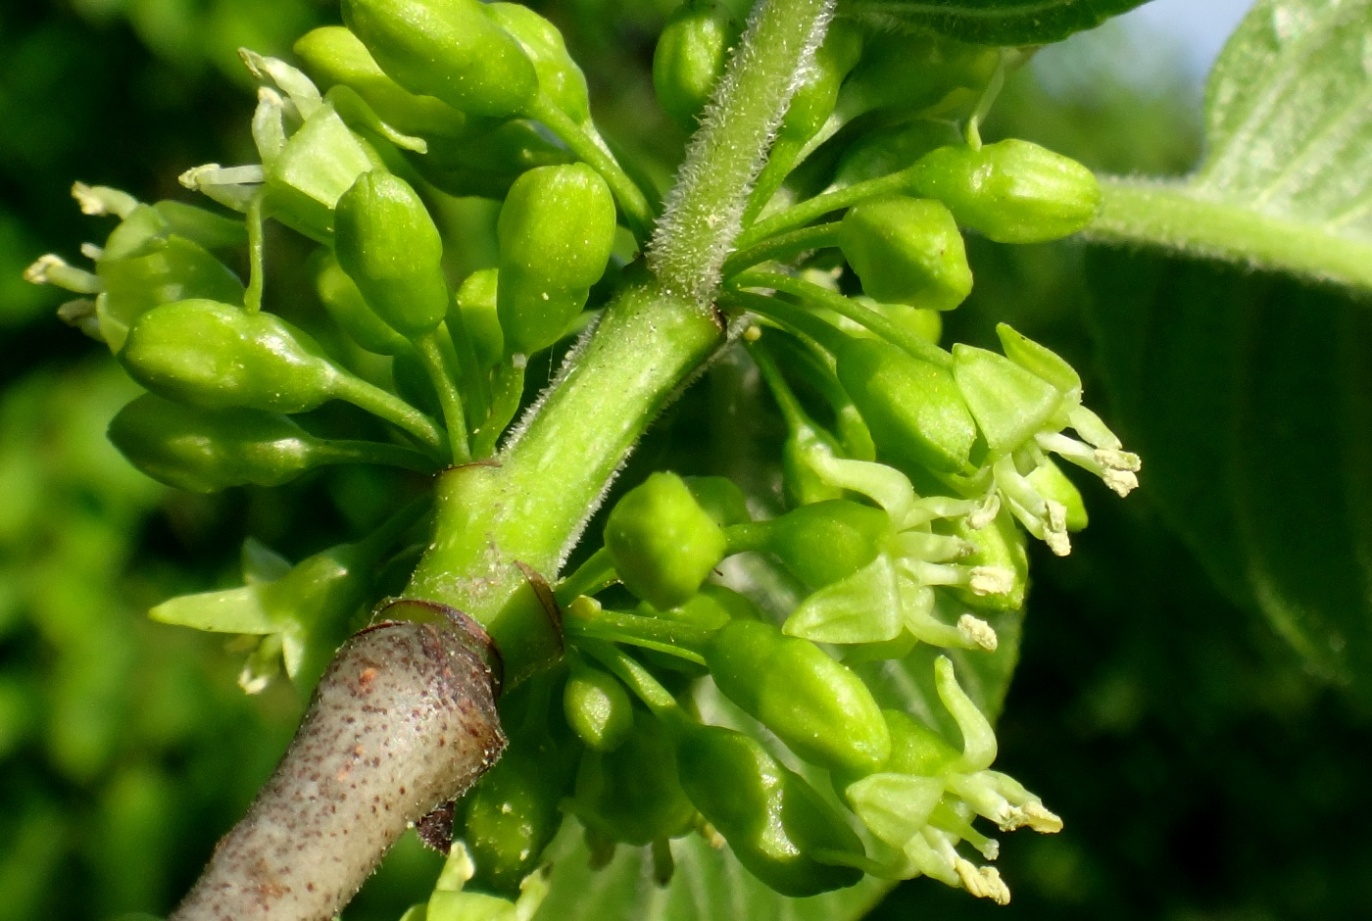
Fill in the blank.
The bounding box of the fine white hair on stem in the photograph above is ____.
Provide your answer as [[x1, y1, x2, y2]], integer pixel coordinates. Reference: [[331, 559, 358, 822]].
[[648, 0, 836, 303]]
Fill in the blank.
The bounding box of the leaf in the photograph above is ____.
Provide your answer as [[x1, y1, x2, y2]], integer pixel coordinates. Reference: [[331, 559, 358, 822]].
[[1083, 0, 1372, 690], [1086, 249, 1372, 692], [1086, 0, 1372, 292], [530, 591, 1025, 920], [839, 0, 1151, 46]]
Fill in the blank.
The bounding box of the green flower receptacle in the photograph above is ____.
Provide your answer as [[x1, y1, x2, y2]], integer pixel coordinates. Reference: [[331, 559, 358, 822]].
[[341, 0, 539, 119], [334, 169, 449, 339], [677, 724, 865, 897], [840, 197, 972, 311], [908, 139, 1101, 244], [652, 0, 741, 130], [760, 499, 891, 590], [835, 337, 979, 475], [604, 472, 728, 611]]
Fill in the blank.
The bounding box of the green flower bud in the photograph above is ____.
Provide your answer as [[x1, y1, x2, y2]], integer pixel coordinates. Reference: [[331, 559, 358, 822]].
[[563, 657, 635, 752], [108, 393, 427, 494], [334, 169, 449, 338], [152, 539, 384, 689], [840, 31, 999, 120], [908, 140, 1101, 244], [416, 120, 575, 200], [94, 204, 246, 352], [484, 3, 591, 125], [460, 730, 578, 897], [705, 620, 890, 773], [315, 252, 413, 356], [839, 196, 972, 311], [682, 474, 751, 526], [652, 0, 741, 129], [834, 337, 979, 475], [604, 472, 728, 610], [496, 163, 617, 355], [842, 296, 943, 347], [572, 709, 696, 846], [293, 26, 467, 138], [676, 724, 864, 897], [762, 499, 891, 589], [119, 299, 342, 413], [341, 0, 539, 119], [454, 268, 504, 368], [777, 19, 862, 145]]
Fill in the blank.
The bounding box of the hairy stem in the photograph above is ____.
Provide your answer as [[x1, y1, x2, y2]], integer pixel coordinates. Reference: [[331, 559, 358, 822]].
[[1084, 177, 1372, 291], [648, 0, 836, 300], [404, 0, 838, 678]]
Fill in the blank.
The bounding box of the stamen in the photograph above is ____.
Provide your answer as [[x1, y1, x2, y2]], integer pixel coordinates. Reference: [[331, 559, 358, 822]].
[[23, 255, 101, 293], [956, 614, 998, 652], [71, 182, 137, 217]]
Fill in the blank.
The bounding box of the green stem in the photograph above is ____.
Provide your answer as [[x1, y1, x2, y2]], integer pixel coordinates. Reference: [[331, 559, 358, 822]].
[[722, 222, 841, 278], [554, 547, 618, 606], [564, 608, 712, 665], [1084, 177, 1372, 292], [734, 167, 914, 252], [733, 270, 951, 367], [317, 439, 440, 474], [578, 638, 685, 721], [415, 329, 472, 463], [527, 94, 656, 243], [244, 194, 266, 313], [648, 0, 837, 300], [472, 359, 525, 458], [402, 283, 722, 681], [443, 316, 490, 430], [331, 374, 449, 460], [398, 0, 838, 682], [745, 337, 815, 433]]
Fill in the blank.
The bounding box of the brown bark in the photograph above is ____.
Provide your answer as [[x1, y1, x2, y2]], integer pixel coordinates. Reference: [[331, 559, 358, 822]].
[[171, 612, 504, 921]]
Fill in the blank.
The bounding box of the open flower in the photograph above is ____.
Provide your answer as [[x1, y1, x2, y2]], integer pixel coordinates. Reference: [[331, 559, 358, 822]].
[[953, 323, 1141, 555], [841, 656, 1060, 903]]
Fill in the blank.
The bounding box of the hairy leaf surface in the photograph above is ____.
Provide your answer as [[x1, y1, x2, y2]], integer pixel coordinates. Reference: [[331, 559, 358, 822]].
[[1086, 0, 1372, 692], [1087, 0, 1372, 292]]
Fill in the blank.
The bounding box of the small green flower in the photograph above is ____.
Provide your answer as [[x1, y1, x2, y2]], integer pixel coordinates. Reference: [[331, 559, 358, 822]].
[[953, 324, 1140, 555], [841, 657, 1059, 904]]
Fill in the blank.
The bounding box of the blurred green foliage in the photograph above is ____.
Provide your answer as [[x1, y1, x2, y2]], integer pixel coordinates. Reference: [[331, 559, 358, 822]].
[[3, 2, 1369, 920]]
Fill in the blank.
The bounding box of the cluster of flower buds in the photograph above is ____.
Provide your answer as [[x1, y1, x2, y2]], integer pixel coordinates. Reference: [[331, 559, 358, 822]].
[[25, 1, 634, 686], [26, 0, 1137, 911], [525, 11, 1136, 905]]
